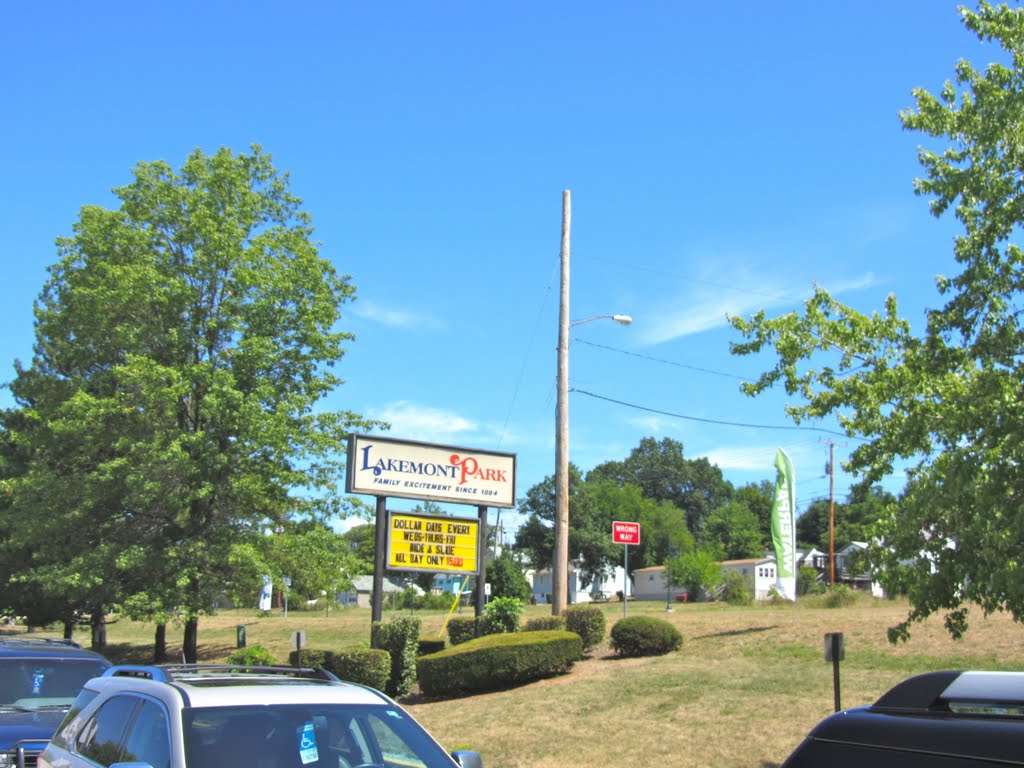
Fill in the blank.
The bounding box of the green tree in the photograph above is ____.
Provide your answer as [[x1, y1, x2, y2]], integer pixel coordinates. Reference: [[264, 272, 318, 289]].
[[665, 548, 721, 599], [485, 551, 532, 601], [729, 3, 1024, 640], [588, 437, 730, 535], [733, 480, 775, 541], [703, 501, 763, 560], [514, 465, 620, 588], [3, 146, 375, 659]]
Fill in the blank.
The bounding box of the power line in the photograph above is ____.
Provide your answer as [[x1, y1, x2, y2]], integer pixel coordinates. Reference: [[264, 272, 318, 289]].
[[574, 339, 752, 381], [572, 387, 860, 439]]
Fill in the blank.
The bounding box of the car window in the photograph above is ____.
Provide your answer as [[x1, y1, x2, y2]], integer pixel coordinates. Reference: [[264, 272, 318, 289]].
[[365, 711, 431, 768], [0, 659, 109, 709], [76, 695, 139, 766], [184, 704, 454, 768], [50, 689, 101, 749], [122, 699, 171, 768]]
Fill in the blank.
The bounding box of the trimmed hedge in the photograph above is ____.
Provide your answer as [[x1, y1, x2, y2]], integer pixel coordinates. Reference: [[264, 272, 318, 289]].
[[372, 616, 422, 697], [447, 616, 478, 645], [523, 616, 566, 632], [564, 605, 606, 651], [287, 647, 390, 691], [418, 638, 446, 656], [417, 630, 582, 697], [610, 616, 683, 658]]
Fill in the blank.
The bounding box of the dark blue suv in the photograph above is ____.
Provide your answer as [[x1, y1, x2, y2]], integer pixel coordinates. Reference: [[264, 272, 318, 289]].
[[0, 637, 110, 768], [782, 670, 1024, 766]]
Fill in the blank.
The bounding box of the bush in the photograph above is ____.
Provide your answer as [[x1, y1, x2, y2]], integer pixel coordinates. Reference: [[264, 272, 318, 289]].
[[371, 616, 421, 697], [289, 647, 390, 691], [480, 597, 524, 635], [523, 616, 565, 632], [564, 605, 606, 651], [226, 645, 276, 666], [447, 616, 479, 645], [797, 565, 824, 596], [417, 630, 582, 697], [610, 616, 683, 658], [395, 588, 454, 611], [718, 571, 753, 606], [822, 583, 857, 608], [418, 638, 446, 656]]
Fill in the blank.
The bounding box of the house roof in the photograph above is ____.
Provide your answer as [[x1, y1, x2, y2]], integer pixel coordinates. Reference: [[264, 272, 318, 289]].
[[720, 557, 773, 566], [349, 575, 406, 593]]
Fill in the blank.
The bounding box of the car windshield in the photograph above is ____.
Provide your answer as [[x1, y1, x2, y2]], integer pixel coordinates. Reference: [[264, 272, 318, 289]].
[[184, 703, 455, 768], [0, 659, 109, 709]]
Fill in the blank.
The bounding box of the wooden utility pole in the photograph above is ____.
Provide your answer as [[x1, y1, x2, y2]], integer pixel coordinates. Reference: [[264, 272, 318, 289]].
[[829, 442, 836, 586], [553, 190, 571, 616], [821, 439, 846, 586]]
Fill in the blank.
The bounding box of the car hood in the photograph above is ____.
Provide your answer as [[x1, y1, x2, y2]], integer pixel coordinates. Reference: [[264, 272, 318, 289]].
[[0, 710, 66, 749]]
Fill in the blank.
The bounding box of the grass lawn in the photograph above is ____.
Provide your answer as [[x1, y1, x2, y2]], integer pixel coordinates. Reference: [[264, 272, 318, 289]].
[[12, 594, 1023, 768]]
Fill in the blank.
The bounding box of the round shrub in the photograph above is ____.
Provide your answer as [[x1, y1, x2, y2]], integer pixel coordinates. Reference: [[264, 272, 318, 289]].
[[564, 605, 606, 652], [226, 645, 276, 666], [610, 616, 682, 658], [481, 596, 524, 634]]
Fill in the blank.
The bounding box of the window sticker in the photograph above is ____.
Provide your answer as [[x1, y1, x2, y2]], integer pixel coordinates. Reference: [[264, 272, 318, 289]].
[[32, 670, 44, 695], [385, 710, 403, 720], [298, 721, 318, 765]]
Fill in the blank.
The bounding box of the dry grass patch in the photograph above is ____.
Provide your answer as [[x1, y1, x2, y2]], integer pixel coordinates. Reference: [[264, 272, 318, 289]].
[[12, 596, 1024, 768]]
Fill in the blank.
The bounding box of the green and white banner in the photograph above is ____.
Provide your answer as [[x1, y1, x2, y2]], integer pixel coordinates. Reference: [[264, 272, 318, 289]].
[[770, 448, 797, 601]]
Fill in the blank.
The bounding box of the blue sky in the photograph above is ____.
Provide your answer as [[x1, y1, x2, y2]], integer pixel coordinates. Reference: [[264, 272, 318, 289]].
[[0, 2, 995, 536]]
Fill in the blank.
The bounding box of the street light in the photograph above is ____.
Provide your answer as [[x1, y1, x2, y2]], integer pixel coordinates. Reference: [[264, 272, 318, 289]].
[[552, 189, 632, 616]]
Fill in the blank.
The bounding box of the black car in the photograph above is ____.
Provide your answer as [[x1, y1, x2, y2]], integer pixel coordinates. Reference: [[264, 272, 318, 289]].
[[0, 637, 111, 768], [781, 670, 1024, 766]]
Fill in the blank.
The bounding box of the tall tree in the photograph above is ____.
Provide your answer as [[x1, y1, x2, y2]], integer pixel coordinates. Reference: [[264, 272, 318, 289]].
[[703, 501, 764, 560], [730, 3, 1024, 640], [514, 465, 621, 587], [588, 437, 730, 535], [4, 146, 374, 659]]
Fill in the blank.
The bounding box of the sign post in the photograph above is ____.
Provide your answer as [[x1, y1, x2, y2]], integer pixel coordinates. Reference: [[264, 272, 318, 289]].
[[612, 521, 640, 617]]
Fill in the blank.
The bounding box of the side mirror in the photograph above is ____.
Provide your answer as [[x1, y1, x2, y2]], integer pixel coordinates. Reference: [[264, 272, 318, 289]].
[[450, 750, 483, 768]]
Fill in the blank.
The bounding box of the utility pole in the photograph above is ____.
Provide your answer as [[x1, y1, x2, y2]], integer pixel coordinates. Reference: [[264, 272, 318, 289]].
[[553, 190, 571, 617], [821, 440, 846, 586]]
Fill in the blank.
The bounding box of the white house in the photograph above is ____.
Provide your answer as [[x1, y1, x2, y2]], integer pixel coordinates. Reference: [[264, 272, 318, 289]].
[[529, 564, 632, 605], [337, 575, 408, 609], [634, 558, 780, 603], [632, 566, 676, 602]]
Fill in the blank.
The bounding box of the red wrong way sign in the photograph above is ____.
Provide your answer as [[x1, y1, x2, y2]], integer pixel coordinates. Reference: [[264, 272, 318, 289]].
[[612, 520, 640, 545]]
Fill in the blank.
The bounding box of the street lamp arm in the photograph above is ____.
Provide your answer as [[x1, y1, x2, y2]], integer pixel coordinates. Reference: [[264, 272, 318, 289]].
[[570, 314, 633, 328]]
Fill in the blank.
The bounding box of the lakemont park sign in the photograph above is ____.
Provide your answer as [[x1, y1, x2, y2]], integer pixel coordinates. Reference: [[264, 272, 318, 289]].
[[345, 434, 517, 622]]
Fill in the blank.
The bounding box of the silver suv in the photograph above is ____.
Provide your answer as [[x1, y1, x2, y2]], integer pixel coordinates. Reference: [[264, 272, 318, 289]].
[[38, 665, 481, 768]]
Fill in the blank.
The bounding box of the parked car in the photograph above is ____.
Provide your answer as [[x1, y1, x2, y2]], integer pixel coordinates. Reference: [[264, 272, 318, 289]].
[[781, 669, 1024, 766], [0, 637, 111, 768], [39, 664, 482, 768]]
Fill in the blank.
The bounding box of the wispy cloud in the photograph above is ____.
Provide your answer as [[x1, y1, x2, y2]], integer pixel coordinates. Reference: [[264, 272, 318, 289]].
[[369, 401, 476, 439], [637, 268, 879, 347], [351, 300, 443, 331]]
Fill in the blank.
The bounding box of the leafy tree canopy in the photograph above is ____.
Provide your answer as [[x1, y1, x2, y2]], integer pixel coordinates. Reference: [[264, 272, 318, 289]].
[[730, 3, 1024, 640], [588, 437, 731, 535], [2, 146, 375, 656]]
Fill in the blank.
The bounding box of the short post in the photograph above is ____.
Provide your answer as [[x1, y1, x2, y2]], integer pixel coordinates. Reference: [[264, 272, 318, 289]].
[[824, 632, 844, 712], [236, 624, 246, 648]]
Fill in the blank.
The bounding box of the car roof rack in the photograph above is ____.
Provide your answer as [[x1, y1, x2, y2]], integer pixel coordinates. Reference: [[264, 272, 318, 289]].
[[0, 637, 83, 649], [103, 664, 339, 683], [872, 670, 1024, 718]]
